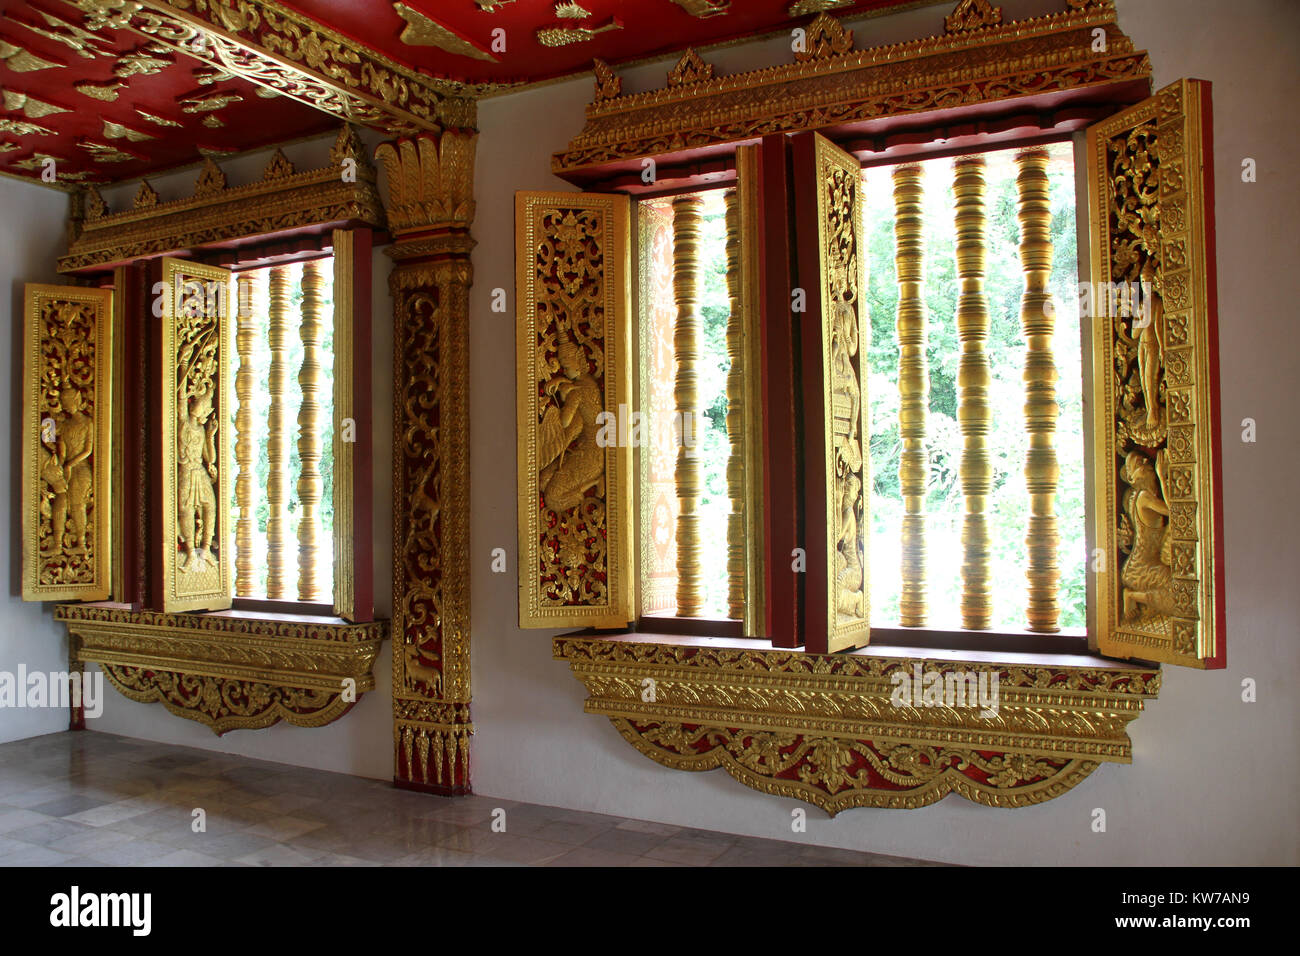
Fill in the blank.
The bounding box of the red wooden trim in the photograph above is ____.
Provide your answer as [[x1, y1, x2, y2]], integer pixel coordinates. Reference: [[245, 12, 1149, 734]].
[[1197, 80, 1226, 670], [790, 132, 833, 654], [144, 259, 164, 611], [759, 134, 802, 648], [119, 262, 149, 608], [349, 227, 375, 622], [636, 615, 743, 638]]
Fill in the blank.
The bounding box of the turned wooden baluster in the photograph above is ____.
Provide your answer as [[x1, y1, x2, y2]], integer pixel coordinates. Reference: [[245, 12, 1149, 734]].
[[1016, 148, 1061, 632], [672, 194, 705, 617], [265, 266, 291, 599], [954, 156, 994, 629], [724, 188, 745, 620], [893, 164, 928, 626], [297, 260, 326, 602], [234, 272, 257, 597]]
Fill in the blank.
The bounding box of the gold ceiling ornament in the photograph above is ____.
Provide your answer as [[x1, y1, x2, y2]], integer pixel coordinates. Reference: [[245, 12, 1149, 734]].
[[181, 91, 244, 113], [101, 119, 155, 143], [196, 145, 238, 158], [21, 285, 114, 601], [58, 603, 387, 735], [261, 147, 296, 180], [0, 38, 66, 71], [13, 151, 63, 171], [554, 3, 1150, 177], [0, 117, 55, 137], [68, 0, 480, 132], [591, 58, 622, 102], [201, 114, 224, 128], [5, 7, 113, 58], [253, 85, 279, 98], [475, 0, 516, 10], [555, 635, 1159, 812], [670, 0, 731, 17], [537, 19, 623, 47], [84, 185, 108, 220], [133, 179, 158, 209], [788, 0, 852, 14], [1, 89, 71, 118], [667, 48, 715, 87], [113, 45, 173, 77], [392, 3, 498, 62], [0, 141, 18, 153], [73, 80, 124, 101], [793, 11, 854, 62], [555, 2, 593, 17], [193, 65, 236, 85], [79, 141, 136, 163], [193, 156, 227, 196], [945, 0, 1003, 33], [135, 108, 183, 127]]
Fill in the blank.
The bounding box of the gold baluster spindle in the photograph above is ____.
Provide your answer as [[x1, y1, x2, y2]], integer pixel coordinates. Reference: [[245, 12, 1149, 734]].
[[672, 194, 705, 618], [297, 260, 325, 601], [724, 188, 745, 620], [265, 265, 291, 599], [234, 272, 257, 597], [893, 164, 928, 626], [954, 156, 993, 629], [1016, 148, 1061, 632]]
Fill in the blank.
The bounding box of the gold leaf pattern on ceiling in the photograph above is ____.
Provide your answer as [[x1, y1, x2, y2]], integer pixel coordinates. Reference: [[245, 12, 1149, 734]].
[[554, 2, 593, 18], [475, 0, 517, 11], [113, 45, 173, 78], [73, 80, 124, 101], [537, 20, 623, 46], [0, 141, 19, 153], [11, 151, 60, 170], [670, 0, 732, 16], [0, 116, 55, 137], [79, 141, 136, 163], [0, 39, 67, 72], [787, 0, 852, 14], [3, 8, 113, 59], [136, 109, 183, 128], [393, 3, 498, 62], [102, 119, 156, 142], [201, 114, 224, 128], [194, 65, 236, 85], [180, 92, 244, 113], [1, 89, 70, 118]]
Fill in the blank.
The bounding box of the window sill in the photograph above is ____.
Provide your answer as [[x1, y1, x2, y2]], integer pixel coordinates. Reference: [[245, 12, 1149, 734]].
[[56, 602, 388, 735], [553, 632, 1159, 813]]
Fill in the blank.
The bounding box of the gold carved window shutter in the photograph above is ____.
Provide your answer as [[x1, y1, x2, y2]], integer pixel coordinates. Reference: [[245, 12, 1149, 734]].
[[160, 257, 234, 613], [515, 191, 635, 629], [792, 132, 871, 654], [22, 284, 114, 601], [1086, 79, 1225, 669]]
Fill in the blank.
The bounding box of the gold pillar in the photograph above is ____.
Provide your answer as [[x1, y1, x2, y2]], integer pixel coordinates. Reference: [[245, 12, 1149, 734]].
[[266, 265, 291, 599], [724, 188, 745, 620], [234, 272, 257, 597], [672, 194, 705, 618], [893, 164, 927, 626], [1016, 148, 1060, 632], [297, 260, 325, 602], [953, 156, 993, 629]]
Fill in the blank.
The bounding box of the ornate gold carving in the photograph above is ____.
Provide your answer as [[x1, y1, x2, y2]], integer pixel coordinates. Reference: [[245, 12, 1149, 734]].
[[554, 635, 1159, 813], [671, 194, 705, 617], [1016, 148, 1061, 633], [1, 89, 69, 118], [182, 91, 243, 113], [59, 130, 384, 273], [1088, 79, 1220, 667], [374, 131, 475, 239], [516, 192, 634, 628], [667, 48, 715, 87], [953, 156, 993, 629], [58, 603, 386, 735], [591, 58, 621, 102], [0, 39, 66, 72], [22, 285, 113, 601], [84, 186, 108, 220], [296, 260, 326, 601], [813, 135, 869, 650], [193, 157, 227, 196], [160, 258, 232, 611], [793, 12, 854, 62], [5, 7, 111, 58], [670, 0, 731, 17], [266, 266, 291, 599], [945, 0, 1003, 34], [555, 2, 593, 17], [261, 147, 295, 180], [65, 0, 480, 132], [894, 163, 928, 627], [393, 3, 497, 61], [554, 4, 1149, 177], [133, 179, 158, 208], [113, 44, 172, 77], [234, 271, 257, 597], [537, 19, 622, 47], [102, 119, 155, 142]]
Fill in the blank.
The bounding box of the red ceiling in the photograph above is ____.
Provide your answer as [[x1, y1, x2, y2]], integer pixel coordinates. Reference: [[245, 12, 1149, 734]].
[[283, 0, 946, 87], [0, 0, 945, 187]]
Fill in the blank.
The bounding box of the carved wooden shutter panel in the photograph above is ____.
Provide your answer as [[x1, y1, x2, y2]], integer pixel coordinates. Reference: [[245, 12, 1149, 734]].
[[1086, 79, 1225, 669], [160, 257, 234, 613], [516, 192, 635, 629], [22, 284, 114, 601], [792, 133, 871, 654]]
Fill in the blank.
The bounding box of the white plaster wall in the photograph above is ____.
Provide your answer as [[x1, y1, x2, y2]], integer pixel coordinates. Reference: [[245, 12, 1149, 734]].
[[0, 174, 79, 743], [466, 0, 1300, 865]]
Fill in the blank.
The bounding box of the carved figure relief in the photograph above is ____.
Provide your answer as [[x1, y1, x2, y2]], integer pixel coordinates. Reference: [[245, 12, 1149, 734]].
[[23, 285, 112, 601]]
